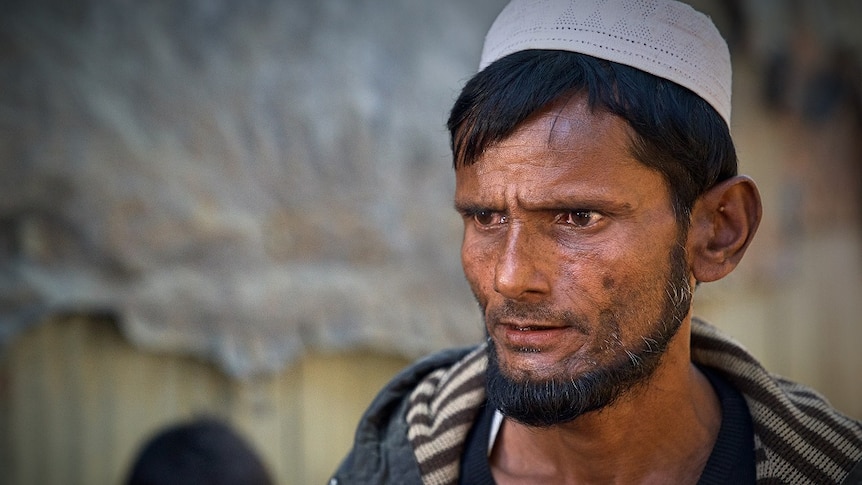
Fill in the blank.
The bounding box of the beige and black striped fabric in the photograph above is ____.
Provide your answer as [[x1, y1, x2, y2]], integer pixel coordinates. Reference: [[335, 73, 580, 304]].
[[407, 344, 488, 485], [405, 319, 862, 485], [691, 318, 862, 484]]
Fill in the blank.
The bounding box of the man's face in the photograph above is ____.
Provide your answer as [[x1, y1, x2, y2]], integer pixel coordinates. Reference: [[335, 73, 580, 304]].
[[454, 96, 693, 426]]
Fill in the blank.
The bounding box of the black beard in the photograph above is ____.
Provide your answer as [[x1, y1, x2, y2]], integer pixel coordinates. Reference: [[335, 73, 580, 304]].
[[484, 241, 692, 428]]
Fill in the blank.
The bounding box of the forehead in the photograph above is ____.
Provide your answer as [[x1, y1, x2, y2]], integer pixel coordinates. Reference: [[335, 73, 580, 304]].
[[455, 96, 650, 197]]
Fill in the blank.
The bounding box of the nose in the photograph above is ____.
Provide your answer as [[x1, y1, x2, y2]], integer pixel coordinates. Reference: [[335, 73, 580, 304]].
[[494, 224, 551, 300]]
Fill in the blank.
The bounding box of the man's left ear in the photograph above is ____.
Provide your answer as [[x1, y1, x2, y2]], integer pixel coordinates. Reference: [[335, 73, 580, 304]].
[[688, 175, 762, 283]]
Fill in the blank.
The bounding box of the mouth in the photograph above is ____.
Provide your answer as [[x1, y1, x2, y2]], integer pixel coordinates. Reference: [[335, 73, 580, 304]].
[[496, 322, 573, 352], [485, 303, 591, 357], [509, 324, 560, 331]]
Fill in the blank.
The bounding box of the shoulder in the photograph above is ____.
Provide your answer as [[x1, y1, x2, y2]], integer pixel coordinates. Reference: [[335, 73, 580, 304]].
[[752, 374, 862, 484], [690, 318, 862, 483]]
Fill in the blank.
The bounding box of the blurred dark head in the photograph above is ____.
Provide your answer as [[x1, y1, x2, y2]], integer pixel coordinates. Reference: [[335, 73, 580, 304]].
[[126, 417, 273, 485]]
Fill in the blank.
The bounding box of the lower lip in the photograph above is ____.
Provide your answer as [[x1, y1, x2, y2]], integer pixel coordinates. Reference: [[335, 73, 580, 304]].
[[500, 326, 572, 350]]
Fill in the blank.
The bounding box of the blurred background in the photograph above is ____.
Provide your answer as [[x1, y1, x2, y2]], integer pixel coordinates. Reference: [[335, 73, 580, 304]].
[[1, 0, 860, 483]]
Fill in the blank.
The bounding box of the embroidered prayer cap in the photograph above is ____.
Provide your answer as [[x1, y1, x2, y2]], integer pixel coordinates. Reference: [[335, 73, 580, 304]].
[[480, 0, 732, 127]]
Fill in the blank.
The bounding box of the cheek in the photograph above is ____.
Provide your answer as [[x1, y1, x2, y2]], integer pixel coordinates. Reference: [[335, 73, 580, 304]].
[[555, 248, 606, 293], [557, 246, 657, 314], [461, 236, 496, 302], [602, 254, 676, 325]]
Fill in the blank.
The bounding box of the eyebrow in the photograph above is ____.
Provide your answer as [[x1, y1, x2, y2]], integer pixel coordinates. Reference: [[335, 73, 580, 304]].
[[454, 195, 633, 215], [518, 195, 632, 212], [453, 201, 495, 215]]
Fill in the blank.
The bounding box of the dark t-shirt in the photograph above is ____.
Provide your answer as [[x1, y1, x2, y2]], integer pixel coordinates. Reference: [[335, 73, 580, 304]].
[[459, 366, 756, 484]]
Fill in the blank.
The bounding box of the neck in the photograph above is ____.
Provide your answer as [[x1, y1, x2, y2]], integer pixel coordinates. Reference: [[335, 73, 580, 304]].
[[490, 320, 721, 485]]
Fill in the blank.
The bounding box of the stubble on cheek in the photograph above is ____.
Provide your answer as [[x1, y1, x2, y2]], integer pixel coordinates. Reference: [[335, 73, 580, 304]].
[[565, 259, 672, 370]]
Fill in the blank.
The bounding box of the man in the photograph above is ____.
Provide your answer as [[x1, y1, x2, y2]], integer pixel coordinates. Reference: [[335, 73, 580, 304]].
[[331, 0, 862, 483]]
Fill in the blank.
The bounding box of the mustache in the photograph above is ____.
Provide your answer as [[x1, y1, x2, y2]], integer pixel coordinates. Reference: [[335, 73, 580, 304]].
[[484, 299, 592, 335]]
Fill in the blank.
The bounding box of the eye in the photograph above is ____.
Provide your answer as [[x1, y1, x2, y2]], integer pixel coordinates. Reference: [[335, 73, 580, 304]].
[[555, 210, 602, 227], [472, 210, 507, 227]]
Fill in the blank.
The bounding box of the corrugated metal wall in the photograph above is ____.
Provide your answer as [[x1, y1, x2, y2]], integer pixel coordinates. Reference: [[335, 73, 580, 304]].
[[0, 315, 409, 485]]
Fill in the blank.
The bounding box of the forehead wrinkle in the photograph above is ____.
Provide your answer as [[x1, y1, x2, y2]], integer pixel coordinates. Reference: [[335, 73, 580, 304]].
[[480, 125, 581, 175], [547, 91, 588, 149], [476, 138, 558, 179]]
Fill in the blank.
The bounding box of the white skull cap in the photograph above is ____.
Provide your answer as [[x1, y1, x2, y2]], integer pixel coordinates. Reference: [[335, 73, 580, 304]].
[[480, 0, 732, 126]]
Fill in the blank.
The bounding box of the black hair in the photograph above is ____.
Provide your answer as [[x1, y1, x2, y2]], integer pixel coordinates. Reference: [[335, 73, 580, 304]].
[[126, 417, 273, 485], [447, 49, 737, 223]]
